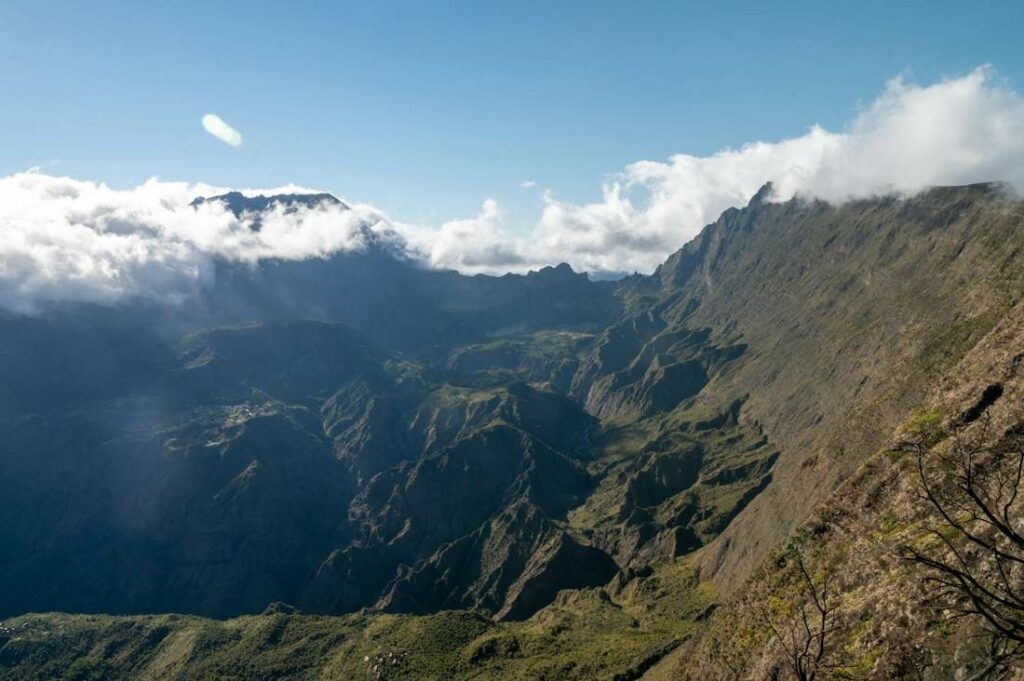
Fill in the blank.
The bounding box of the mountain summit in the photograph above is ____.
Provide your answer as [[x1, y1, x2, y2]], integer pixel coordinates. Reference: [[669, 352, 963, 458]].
[[190, 190, 349, 216]]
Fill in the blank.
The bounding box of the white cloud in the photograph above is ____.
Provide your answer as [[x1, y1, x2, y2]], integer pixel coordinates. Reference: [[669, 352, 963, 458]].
[[202, 114, 243, 147], [519, 180, 537, 189], [0, 172, 390, 312], [420, 65, 1024, 275], [399, 198, 530, 274], [2, 66, 1023, 311]]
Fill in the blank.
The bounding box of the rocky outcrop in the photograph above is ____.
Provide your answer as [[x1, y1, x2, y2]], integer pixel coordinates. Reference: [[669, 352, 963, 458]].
[[495, 531, 619, 621], [571, 321, 745, 420]]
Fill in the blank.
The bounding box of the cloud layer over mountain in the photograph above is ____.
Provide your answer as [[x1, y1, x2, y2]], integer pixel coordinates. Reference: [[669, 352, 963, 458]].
[[2, 66, 1023, 311], [0, 174, 390, 312], [421, 66, 1024, 275]]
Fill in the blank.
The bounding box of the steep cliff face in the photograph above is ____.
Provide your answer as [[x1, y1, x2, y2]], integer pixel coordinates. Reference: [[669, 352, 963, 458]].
[[606, 183, 1024, 593], [665, 278, 1024, 681]]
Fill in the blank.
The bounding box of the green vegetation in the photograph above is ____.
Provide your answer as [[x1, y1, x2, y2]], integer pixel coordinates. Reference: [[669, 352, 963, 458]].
[[0, 564, 714, 680], [901, 406, 946, 447]]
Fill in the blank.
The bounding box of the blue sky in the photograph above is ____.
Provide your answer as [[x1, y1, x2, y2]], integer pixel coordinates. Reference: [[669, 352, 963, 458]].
[[1, 1, 1022, 230]]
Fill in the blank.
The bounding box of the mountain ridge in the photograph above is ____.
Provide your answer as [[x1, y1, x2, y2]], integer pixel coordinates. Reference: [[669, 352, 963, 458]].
[[189, 191, 350, 215]]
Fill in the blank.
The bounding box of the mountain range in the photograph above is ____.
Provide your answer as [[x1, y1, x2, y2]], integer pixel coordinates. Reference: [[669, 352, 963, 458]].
[[1, 184, 1023, 679]]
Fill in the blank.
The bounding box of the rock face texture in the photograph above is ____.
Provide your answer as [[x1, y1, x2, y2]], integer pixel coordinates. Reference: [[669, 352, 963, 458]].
[[3, 182, 1024, 674]]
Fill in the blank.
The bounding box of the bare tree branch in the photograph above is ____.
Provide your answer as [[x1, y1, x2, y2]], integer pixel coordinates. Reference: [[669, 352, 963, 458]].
[[901, 421, 1024, 664], [761, 548, 840, 681]]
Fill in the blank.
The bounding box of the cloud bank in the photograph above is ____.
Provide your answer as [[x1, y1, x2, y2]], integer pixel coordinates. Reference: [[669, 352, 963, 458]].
[[0, 173, 389, 312], [411, 66, 1024, 275], [202, 114, 244, 147], [2, 66, 1023, 311]]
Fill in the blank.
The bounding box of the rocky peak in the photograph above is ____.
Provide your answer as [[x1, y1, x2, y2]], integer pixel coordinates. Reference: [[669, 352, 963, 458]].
[[190, 191, 349, 218], [526, 262, 582, 282]]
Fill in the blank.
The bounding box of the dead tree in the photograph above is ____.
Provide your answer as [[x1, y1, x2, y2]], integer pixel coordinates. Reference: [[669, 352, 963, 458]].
[[760, 549, 840, 681], [901, 420, 1024, 672]]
